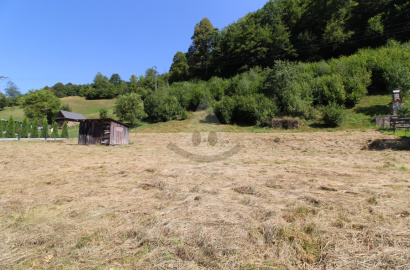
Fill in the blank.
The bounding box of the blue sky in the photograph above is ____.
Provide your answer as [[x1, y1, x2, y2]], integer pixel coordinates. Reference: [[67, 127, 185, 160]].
[[0, 0, 267, 94]]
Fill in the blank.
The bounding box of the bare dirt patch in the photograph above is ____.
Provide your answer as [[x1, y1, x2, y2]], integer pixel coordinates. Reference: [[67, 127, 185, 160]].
[[0, 130, 409, 269]]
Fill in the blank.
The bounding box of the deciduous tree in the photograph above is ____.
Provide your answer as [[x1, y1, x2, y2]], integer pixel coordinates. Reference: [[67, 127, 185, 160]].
[[187, 18, 219, 80], [0, 93, 6, 110], [114, 93, 147, 125], [22, 89, 61, 123], [169, 51, 189, 83]]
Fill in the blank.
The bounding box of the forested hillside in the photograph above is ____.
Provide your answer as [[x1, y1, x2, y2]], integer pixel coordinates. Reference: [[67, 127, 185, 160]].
[[150, 42, 410, 127], [172, 0, 410, 80]]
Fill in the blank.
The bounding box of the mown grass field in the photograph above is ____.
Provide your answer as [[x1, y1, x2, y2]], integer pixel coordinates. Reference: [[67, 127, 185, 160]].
[[0, 129, 409, 269], [1, 94, 409, 269]]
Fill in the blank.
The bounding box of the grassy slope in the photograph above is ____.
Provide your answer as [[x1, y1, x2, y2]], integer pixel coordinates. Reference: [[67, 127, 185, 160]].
[[134, 94, 395, 133], [0, 96, 117, 138], [2, 94, 407, 137], [0, 96, 117, 121]]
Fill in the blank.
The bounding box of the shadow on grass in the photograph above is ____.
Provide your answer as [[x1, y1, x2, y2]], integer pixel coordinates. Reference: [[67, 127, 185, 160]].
[[309, 122, 331, 129], [365, 137, 410, 151], [199, 114, 220, 125], [355, 105, 389, 117]]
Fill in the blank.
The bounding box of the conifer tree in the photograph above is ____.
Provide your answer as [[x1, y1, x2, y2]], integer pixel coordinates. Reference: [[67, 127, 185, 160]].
[[61, 121, 69, 138], [52, 122, 58, 138], [5, 116, 15, 138], [41, 118, 48, 138], [20, 117, 29, 138], [0, 120, 4, 138], [31, 118, 39, 138]]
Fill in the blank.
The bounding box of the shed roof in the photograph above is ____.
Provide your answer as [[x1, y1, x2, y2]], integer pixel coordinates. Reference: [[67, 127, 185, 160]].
[[55, 110, 86, 121], [78, 118, 130, 128]]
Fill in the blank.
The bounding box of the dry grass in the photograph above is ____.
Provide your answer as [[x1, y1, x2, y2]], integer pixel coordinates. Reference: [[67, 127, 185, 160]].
[[0, 130, 409, 269]]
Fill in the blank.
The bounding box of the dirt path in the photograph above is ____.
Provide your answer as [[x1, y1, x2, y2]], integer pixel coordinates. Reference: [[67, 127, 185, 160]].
[[0, 130, 409, 269]]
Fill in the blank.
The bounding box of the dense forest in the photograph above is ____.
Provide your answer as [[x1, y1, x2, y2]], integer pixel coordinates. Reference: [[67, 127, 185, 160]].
[[1, 0, 409, 127]]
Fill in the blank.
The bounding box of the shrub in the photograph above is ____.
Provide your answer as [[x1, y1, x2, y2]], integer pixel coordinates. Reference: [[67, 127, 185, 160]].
[[384, 63, 410, 95], [0, 120, 3, 138], [5, 116, 15, 138], [398, 103, 410, 117], [144, 90, 188, 123], [61, 121, 69, 138], [170, 82, 213, 111], [114, 93, 147, 125], [322, 103, 345, 127], [20, 117, 29, 138], [31, 118, 39, 138], [232, 95, 278, 126], [99, 108, 108, 118], [312, 74, 346, 106], [207, 76, 228, 101], [226, 68, 265, 96], [52, 122, 59, 138], [254, 95, 278, 125], [60, 104, 72, 112], [214, 96, 236, 124], [0, 93, 6, 111], [41, 118, 48, 138]]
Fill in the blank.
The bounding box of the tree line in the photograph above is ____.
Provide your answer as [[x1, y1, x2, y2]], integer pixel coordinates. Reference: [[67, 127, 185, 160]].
[[0, 116, 69, 139], [170, 0, 410, 81]]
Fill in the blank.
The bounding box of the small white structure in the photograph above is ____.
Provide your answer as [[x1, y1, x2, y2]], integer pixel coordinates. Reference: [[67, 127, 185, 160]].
[[389, 90, 403, 115]]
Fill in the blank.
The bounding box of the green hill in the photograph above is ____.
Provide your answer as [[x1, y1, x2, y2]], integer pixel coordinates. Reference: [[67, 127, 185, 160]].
[[0, 96, 116, 121]]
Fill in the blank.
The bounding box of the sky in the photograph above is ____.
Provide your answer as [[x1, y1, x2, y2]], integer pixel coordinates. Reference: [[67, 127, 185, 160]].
[[0, 0, 268, 94]]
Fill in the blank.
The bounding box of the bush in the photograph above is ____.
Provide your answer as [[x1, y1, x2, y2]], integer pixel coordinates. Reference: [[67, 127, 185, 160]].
[[20, 117, 29, 138], [41, 118, 48, 138], [0, 93, 6, 111], [31, 118, 39, 138], [214, 95, 278, 126], [214, 96, 236, 124], [226, 68, 265, 97], [114, 93, 147, 125], [207, 76, 228, 101], [144, 90, 188, 123], [0, 121, 3, 138], [61, 121, 69, 138], [312, 74, 346, 106], [169, 82, 213, 111], [60, 104, 72, 112], [322, 103, 345, 127], [5, 116, 15, 138], [398, 103, 410, 117], [99, 108, 108, 118], [52, 122, 59, 138]]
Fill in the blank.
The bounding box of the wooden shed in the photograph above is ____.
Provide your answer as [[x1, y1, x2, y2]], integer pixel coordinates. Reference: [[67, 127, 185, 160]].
[[55, 110, 86, 127], [78, 118, 130, 145]]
